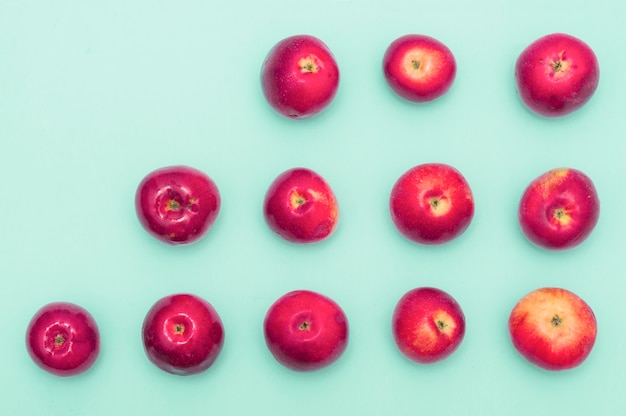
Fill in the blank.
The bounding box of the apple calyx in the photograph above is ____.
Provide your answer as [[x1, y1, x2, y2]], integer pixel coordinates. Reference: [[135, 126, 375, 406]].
[[551, 314, 562, 327], [548, 51, 570, 77], [403, 51, 430, 78], [427, 195, 451, 217], [53, 333, 67, 348], [298, 56, 321, 73]]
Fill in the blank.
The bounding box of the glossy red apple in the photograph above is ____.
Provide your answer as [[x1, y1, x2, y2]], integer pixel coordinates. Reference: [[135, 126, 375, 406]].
[[509, 287, 597, 371], [263, 167, 339, 244], [518, 167, 599, 250], [135, 165, 221, 245], [26, 302, 100, 376], [263, 290, 349, 371], [389, 163, 474, 244], [392, 287, 466, 364], [383, 34, 456, 103], [515, 33, 599, 117], [142, 293, 224, 376], [261, 34, 340, 119]]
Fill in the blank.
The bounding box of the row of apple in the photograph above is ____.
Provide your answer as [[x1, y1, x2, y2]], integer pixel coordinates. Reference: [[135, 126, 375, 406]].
[[25, 285, 597, 377], [261, 32, 599, 119], [135, 163, 600, 250]]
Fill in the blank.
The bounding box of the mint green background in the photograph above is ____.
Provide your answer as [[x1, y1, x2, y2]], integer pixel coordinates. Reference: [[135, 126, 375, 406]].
[[1, 1, 624, 415]]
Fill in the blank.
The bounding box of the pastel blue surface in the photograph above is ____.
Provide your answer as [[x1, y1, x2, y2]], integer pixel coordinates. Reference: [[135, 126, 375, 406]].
[[2, 1, 625, 415]]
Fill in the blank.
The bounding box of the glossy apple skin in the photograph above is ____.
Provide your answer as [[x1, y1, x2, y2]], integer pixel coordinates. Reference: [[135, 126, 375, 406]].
[[509, 287, 597, 371], [135, 165, 221, 245], [518, 168, 599, 250], [261, 34, 340, 119], [383, 34, 456, 103], [142, 294, 224, 376], [515, 33, 599, 117], [26, 302, 100, 376], [392, 287, 465, 364], [390, 163, 474, 244], [264, 167, 339, 244], [263, 290, 349, 371]]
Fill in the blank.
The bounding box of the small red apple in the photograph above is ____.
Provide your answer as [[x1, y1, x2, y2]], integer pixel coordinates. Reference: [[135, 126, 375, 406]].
[[142, 293, 225, 376], [260, 34, 340, 119], [515, 33, 599, 117], [26, 302, 100, 376], [389, 163, 474, 244], [392, 287, 466, 364], [135, 165, 221, 245], [508, 287, 597, 371], [263, 167, 339, 244], [383, 34, 456, 103], [263, 290, 349, 371], [518, 167, 599, 250]]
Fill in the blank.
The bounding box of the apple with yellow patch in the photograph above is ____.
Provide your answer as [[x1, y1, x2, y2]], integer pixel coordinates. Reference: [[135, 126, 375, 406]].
[[509, 287, 597, 371], [518, 167, 599, 250], [390, 163, 474, 244], [383, 34, 456, 103], [263, 167, 339, 243], [392, 287, 465, 364]]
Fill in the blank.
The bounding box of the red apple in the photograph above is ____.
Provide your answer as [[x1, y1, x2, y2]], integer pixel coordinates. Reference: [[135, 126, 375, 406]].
[[263, 290, 349, 371], [389, 163, 474, 244], [515, 33, 599, 117], [26, 302, 100, 376], [135, 165, 221, 245], [142, 294, 224, 376], [260, 34, 340, 119], [508, 287, 597, 371], [518, 167, 599, 250], [392, 287, 465, 364], [383, 34, 456, 103], [263, 167, 339, 244]]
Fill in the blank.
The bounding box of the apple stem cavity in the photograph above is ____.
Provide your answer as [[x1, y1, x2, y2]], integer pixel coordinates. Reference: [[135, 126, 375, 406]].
[[54, 333, 66, 348], [166, 199, 181, 211], [298, 56, 320, 73], [436, 320, 447, 331]]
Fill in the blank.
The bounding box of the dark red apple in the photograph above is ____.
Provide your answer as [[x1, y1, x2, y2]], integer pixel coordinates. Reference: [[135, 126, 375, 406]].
[[389, 163, 474, 244], [263, 290, 349, 371], [135, 165, 221, 245], [142, 293, 224, 376], [509, 287, 597, 371], [260, 34, 340, 119], [263, 167, 339, 244], [26, 302, 100, 376], [383, 34, 456, 103], [518, 167, 599, 250], [515, 33, 599, 117], [392, 287, 466, 364]]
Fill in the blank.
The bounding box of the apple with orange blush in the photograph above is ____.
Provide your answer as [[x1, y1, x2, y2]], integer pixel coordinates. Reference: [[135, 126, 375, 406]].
[[392, 287, 466, 364], [518, 167, 599, 250], [509, 287, 597, 371]]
